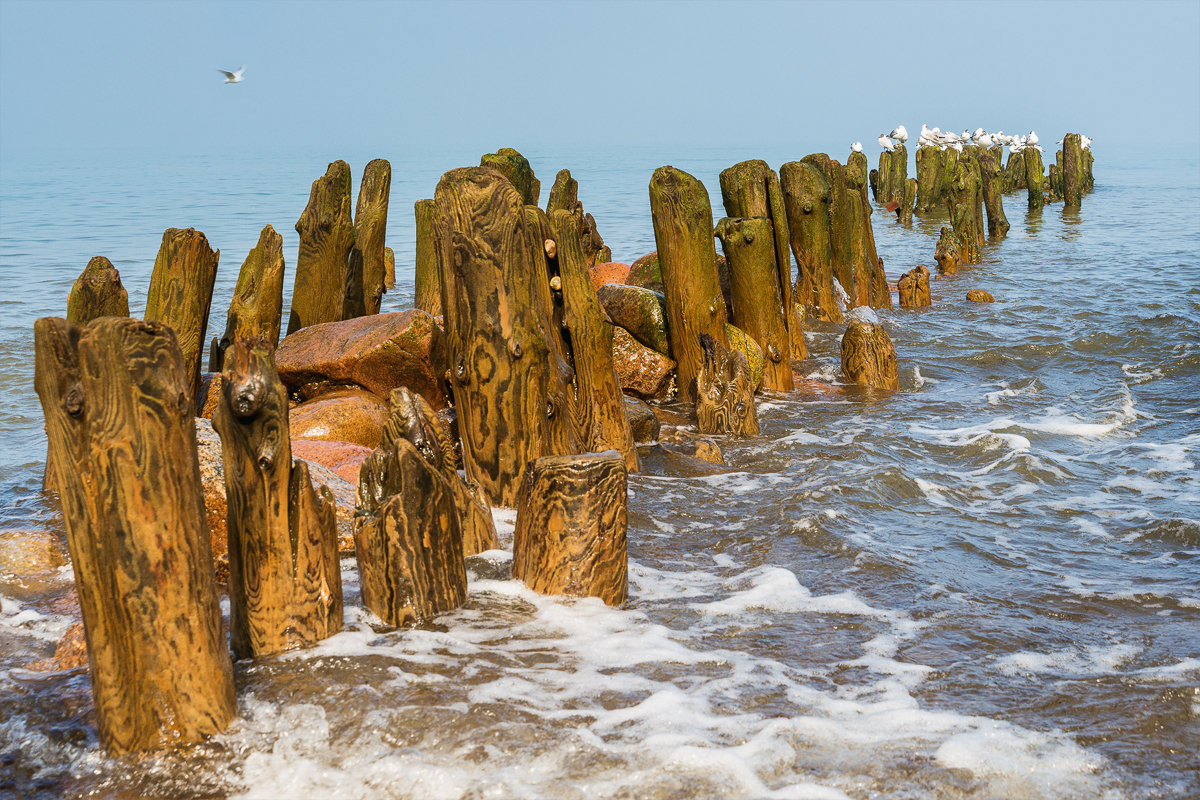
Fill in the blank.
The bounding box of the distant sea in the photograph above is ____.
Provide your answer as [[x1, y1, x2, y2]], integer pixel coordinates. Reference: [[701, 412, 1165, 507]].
[[1, 142, 1197, 799]]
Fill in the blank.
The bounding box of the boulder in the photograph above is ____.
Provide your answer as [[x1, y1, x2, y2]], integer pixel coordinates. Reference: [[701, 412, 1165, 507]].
[[597, 284, 670, 356], [611, 326, 676, 402], [291, 439, 373, 485], [622, 396, 661, 444], [29, 621, 88, 672], [628, 251, 664, 294], [967, 289, 995, 303], [725, 323, 764, 392], [588, 262, 631, 293], [0, 529, 66, 578], [275, 310, 449, 409], [289, 388, 390, 449]]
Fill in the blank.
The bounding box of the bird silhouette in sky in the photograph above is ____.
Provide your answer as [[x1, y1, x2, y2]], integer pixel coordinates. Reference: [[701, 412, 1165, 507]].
[[218, 66, 245, 84]]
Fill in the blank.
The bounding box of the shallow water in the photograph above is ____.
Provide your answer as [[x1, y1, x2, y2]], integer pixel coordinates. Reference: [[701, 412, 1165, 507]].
[[0, 144, 1197, 799]]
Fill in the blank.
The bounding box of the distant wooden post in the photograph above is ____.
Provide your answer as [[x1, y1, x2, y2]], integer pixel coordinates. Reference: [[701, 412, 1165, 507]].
[[649, 166, 729, 406], [915, 146, 944, 213], [212, 337, 343, 660], [287, 160, 356, 334], [897, 265, 932, 308], [209, 224, 285, 373], [513, 452, 628, 606], [384, 246, 396, 290], [1062, 133, 1085, 210], [34, 316, 235, 754], [144, 227, 219, 407], [978, 148, 1010, 238], [1023, 148, 1046, 210], [696, 332, 759, 436], [947, 150, 984, 264], [1005, 150, 1027, 192], [414, 199, 441, 316], [889, 144, 908, 207], [780, 160, 841, 323], [841, 321, 899, 390], [67, 256, 129, 325], [898, 178, 916, 225], [348, 158, 392, 317], [546, 168, 579, 213]]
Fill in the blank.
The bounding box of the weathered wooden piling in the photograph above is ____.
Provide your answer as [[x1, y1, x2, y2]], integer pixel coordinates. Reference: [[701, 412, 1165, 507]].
[[915, 146, 944, 213], [413, 199, 441, 316], [209, 225, 285, 373], [34, 316, 235, 754], [947, 149, 984, 264], [779, 160, 841, 323], [384, 246, 396, 290], [897, 265, 932, 308], [875, 145, 908, 206], [934, 226, 961, 275], [212, 337, 343, 659], [1062, 133, 1086, 209], [898, 178, 917, 225], [145, 227, 220, 406], [67, 256, 129, 326], [435, 167, 577, 508], [802, 154, 857, 306], [480, 147, 540, 206], [841, 321, 899, 390], [348, 158, 392, 318], [513, 452, 628, 606], [1023, 148, 1046, 209], [648, 166, 730, 406], [695, 332, 759, 436], [978, 148, 1010, 238], [288, 160, 356, 335], [1004, 150, 1027, 192]]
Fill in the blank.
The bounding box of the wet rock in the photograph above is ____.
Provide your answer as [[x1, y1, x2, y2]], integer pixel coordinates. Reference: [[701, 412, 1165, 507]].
[[660, 428, 725, 465], [628, 251, 664, 294], [0, 529, 66, 578], [724, 323, 764, 392], [588, 261, 631, 293], [291, 439, 373, 485], [196, 372, 224, 419], [611, 326, 676, 402], [622, 396, 661, 444], [967, 289, 995, 303], [597, 284, 670, 356], [275, 310, 449, 410], [898, 265, 932, 309], [841, 322, 899, 390], [289, 387, 390, 450]]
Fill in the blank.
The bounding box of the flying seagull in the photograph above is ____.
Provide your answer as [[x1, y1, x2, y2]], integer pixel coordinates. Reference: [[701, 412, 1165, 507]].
[[219, 66, 245, 84]]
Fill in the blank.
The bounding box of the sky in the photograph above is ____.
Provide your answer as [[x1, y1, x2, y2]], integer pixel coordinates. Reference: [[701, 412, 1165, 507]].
[[1, 0, 1198, 159]]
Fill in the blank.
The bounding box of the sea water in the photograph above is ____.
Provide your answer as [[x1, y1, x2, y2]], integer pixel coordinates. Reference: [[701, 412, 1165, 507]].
[[0, 143, 1197, 799]]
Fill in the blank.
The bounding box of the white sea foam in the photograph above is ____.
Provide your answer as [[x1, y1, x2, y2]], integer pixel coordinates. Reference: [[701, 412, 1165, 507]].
[[996, 643, 1141, 677]]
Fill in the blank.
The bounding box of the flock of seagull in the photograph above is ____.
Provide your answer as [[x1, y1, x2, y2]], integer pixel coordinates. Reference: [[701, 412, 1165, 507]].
[[852, 125, 1092, 156]]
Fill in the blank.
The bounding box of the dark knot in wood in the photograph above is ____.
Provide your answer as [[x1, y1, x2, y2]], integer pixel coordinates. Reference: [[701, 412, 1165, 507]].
[[509, 340, 523, 359], [229, 375, 265, 420], [63, 385, 84, 416]]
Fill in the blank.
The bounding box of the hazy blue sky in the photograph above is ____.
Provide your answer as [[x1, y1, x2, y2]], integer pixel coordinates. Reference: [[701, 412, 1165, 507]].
[[2, 0, 1198, 159]]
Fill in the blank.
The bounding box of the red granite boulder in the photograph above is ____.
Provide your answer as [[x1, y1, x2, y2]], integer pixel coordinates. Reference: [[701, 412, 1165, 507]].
[[612, 326, 676, 402], [588, 261, 631, 293], [289, 387, 390, 450], [291, 439, 373, 486]]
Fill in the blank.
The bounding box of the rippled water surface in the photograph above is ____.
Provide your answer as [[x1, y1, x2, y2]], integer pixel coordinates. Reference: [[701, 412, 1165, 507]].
[[1, 144, 1197, 799]]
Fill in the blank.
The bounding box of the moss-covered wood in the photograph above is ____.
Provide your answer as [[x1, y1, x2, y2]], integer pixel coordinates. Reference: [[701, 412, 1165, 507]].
[[1023, 148, 1046, 210], [802, 154, 856, 306], [875, 145, 907, 206], [934, 226, 961, 275], [384, 246, 395, 290], [435, 167, 577, 508], [841, 321, 899, 390], [714, 217, 794, 392], [209, 224, 285, 373], [33, 316, 235, 754], [212, 337, 342, 659], [947, 149, 984, 264], [144, 227, 219, 407], [1062, 133, 1085, 209], [978, 148, 1010, 238], [512, 452, 628, 606], [480, 147, 540, 206], [414, 199, 441, 316], [695, 332, 759, 436], [288, 160, 356, 334], [898, 177, 916, 225], [779, 160, 840, 322], [1004, 151, 1026, 192], [915, 146, 944, 213], [648, 166, 729, 406], [546, 168, 578, 213], [549, 209, 639, 471], [67, 256, 129, 326], [348, 158, 392, 317], [898, 265, 932, 308]]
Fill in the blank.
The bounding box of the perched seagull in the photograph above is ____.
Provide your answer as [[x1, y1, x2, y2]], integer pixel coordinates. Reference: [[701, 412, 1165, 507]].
[[889, 125, 909, 143], [1082, 135, 1093, 150], [219, 66, 246, 84], [973, 127, 986, 140], [851, 141, 863, 153], [976, 132, 994, 148], [1027, 130, 1038, 145], [878, 134, 895, 152]]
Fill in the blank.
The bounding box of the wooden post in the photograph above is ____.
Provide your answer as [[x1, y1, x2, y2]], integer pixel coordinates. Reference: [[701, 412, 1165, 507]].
[[1062, 133, 1085, 209], [898, 177, 917, 225], [33, 316, 235, 754], [841, 321, 899, 390], [648, 166, 729, 406], [802, 154, 856, 307], [414, 199, 441, 316], [1023, 148, 1046, 210], [512, 452, 628, 606], [349, 158, 392, 317], [1005, 150, 1027, 192], [67, 256, 129, 325], [209, 224, 285, 373], [696, 332, 759, 436], [843, 163, 876, 309], [212, 337, 343, 660], [714, 217, 794, 392], [897, 265, 932, 308], [546, 168, 579, 213], [915, 146, 943, 213], [435, 167, 577, 508], [480, 147, 540, 205], [934, 226, 962, 275], [875, 149, 892, 203], [384, 246, 395, 290], [889, 144, 908, 207], [947, 149, 984, 264], [287, 160, 356, 335], [549, 209, 640, 471], [978, 148, 1010, 238], [780, 160, 841, 323], [144, 227, 219, 408]]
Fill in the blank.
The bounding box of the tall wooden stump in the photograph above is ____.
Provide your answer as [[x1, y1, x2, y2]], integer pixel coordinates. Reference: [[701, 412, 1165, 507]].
[[897, 265, 932, 308], [1082, 148, 1095, 191], [780, 160, 841, 322], [288, 160, 356, 335], [1005, 150, 1027, 192], [209, 224, 285, 373], [1062, 133, 1085, 209], [802, 154, 857, 307], [898, 178, 917, 225], [696, 332, 759, 436], [348, 158, 392, 317], [435, 167, 577, 508], [145, 227, 219, 408], [915, 146, 943, 213], [978, 148, 1010, 238], [715, 217, 794, 393], [67, 256, 129, 325], [384, 246, 396, 290], [34, 316, 235, 754], [649, 166, 729, 406], [480, 147, 540, 205], [513, 452, 628, 606], [889, 144, 908, 206], [841, 321, 898, 390], [947, 150, 984, 264], [549, 209, 639, 471], [414, 199, 441, 316], [1023, 148, 1046, 210], [212, 337, 343, 660]]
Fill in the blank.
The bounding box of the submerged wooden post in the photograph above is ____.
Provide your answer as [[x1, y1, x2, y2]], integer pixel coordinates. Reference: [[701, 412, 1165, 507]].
[[1062, 133, 1085, 209], [145, 227, 219, 407], [212, 337, 343, 660], [802, 154, 856, 307], [947, 149, 984, 264], [696, 332, 759, 436], [435, 167, 576, 508], [413, 199, 441, 316], [513, 452, 628, 606], [287, 160, 356, 334], [714, 217, 794, 392], [934, 226, 962, 275], [978, 148, 1010, 238], [780, 160, 841, 322], [649, 166, 729, 406], [34, 316, 235, 754], [841, 321, 899, 390], [898, 177, 917, 225], [209, 225, 285, 373], [1023, 148, 1046, 210], [549, 209, 639, 471], [897, 265, 932, 308], [348, 158, 392, 317], [480, 147, 540, 205], [67, 256, 129, 326]]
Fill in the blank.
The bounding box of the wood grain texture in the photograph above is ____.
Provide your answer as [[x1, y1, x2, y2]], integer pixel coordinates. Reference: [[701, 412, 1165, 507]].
[[480, 147, 540, 206], [779, 161, 841, 323], [897, 265, 932, 309], [1061, 133, 1085, 210], [695, 332, 759, 436], [802, 154, 861, 309], [549, 209, 639, 472], [413, 199, 442, 316], [512, 452, 628, 606], [546, 169, 579, 214], [288, 160, 356, 334], [67, 256, 129, 325], [33, 316, 235, 754], [714, 217, 794, 392], [384, 246, 396, 290], [978, 148, 1010, 238], [210, 225, 285, 373], [211, 337, 343, 659], [841, 321, 899, 390], [648, 166, 729, 406], [348, 158, 392, 317], [144, 227, 219, 407], [435, 167, 579, 508], [947, 149, 984, 264]]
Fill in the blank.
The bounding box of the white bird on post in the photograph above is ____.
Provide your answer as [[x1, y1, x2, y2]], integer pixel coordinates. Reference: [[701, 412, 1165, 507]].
[[888, 125, 908, 143], [878, 134, 895, 152], [851, 142, 863, 153]]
